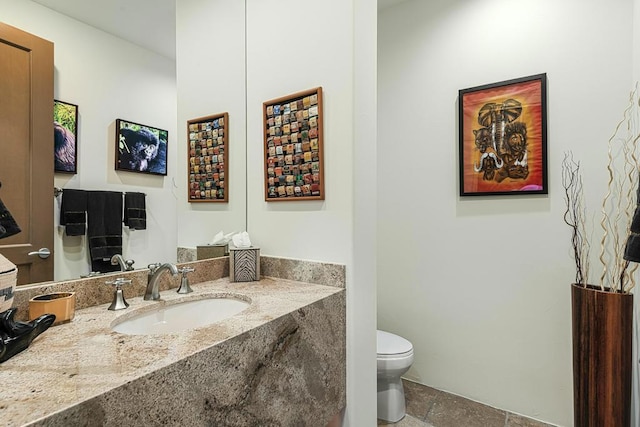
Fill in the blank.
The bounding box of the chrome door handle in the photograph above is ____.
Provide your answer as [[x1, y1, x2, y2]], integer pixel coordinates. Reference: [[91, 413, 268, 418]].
[[28, 248, 51, 259]]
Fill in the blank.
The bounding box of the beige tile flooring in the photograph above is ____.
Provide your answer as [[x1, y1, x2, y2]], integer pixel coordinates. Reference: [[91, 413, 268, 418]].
[[377, 379, 557, 427]]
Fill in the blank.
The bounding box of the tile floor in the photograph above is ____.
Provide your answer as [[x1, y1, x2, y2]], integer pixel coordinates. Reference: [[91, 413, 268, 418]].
[[377, 379, 558, 427]]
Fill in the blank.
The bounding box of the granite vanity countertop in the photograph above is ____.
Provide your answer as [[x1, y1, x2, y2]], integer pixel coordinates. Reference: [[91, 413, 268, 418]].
[[0, 277, 343, 427]]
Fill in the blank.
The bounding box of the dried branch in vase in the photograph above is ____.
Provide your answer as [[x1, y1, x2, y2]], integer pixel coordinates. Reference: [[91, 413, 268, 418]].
[[563, 87, 640, 293], [597, 87, 640, 293], [562, 152, 590, 286]]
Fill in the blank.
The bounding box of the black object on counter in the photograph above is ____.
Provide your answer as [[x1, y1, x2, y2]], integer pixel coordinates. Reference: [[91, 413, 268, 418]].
[[0, 196, 21, 239], [0, 308, 55, 363]]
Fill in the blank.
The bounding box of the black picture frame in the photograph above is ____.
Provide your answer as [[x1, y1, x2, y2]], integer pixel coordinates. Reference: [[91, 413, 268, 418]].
[[54, 100, 78, 174], [458, 73, 548, 196], [115, 119, 168, 176]]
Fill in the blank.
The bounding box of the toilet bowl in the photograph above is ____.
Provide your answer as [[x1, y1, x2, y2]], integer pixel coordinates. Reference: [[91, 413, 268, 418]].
[[377, 330, 414, 422]]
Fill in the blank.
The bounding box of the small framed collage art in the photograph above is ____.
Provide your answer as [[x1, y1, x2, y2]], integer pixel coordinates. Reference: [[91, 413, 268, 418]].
[[187, 113, 228, 202], [263, 87, 324, 201], [458, 73, 547, 196]]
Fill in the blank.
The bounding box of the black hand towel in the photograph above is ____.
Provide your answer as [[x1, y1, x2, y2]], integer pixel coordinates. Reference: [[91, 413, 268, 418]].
[[0, 197, 21, 239], [124, 192, 146, 230], [87, 191, 123, 273], [59, 189, 87, 236]]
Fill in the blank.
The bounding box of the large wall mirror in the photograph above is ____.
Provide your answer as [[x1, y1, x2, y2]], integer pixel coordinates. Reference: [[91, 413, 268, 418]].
[[2, 0, 247, 286]]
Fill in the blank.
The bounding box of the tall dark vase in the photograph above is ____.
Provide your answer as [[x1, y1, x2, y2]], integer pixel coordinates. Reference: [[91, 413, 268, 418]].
[[571, 283, 633, 427]]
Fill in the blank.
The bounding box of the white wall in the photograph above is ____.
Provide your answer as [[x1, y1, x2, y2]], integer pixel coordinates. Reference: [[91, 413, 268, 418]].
[[175, 0, 247, 246], [2, 0, 178, 280], [245, 0, 377, 425], [632, 1, 640, 425], [378, 0, 632, 425], [352, 0, 379, 425], [246, 0, 354, 263]]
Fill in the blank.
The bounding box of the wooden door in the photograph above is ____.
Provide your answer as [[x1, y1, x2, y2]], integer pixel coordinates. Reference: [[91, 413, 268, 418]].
[[0, 22, 54, 285]]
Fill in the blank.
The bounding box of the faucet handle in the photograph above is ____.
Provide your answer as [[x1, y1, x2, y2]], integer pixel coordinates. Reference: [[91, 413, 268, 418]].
[[147, 263, 161, 273], [105, 278, 131, 287], [125, 259, 135, 271], [177, 267, 195, 294], [105, 278, 131, 311]]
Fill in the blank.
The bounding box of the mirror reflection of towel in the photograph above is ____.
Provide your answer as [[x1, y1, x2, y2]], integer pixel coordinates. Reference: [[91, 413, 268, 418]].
[[0, 197, 21, 239], [87, 191, 122, 273], [59, 189, 87, 236], [124, 192, 146, 230]]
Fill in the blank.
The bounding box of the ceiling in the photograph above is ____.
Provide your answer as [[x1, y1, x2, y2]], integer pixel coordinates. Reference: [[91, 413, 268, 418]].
[[31, 0, 176, 60], [30, 0, 407, 61]]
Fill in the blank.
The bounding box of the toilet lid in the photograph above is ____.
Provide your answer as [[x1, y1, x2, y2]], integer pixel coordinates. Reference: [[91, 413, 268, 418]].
[[377, 330, 412, 355]]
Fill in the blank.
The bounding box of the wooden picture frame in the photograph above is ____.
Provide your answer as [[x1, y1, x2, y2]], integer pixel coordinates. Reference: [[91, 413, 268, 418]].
[[263, 87, 325, 201], [115, 119, 168, 176], [187, 112, 229, 202], [54, 100, 78, 174], [458, 73, 547, 196]]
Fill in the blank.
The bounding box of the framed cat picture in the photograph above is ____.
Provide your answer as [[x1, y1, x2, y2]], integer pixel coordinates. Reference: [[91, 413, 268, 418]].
[[115, 119, 168, 176]]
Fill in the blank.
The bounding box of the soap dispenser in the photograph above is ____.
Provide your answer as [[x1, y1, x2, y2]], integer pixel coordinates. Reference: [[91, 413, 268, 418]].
[[177, 267, 195, 294]]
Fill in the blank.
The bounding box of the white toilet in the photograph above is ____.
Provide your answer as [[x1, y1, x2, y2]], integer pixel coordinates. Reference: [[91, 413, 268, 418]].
[[377, 329, 414, 422]]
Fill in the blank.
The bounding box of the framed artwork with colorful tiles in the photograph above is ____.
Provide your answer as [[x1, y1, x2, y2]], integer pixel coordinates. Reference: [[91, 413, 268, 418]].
[[187, 113, 228, 202], [263, 87, 325, 201]]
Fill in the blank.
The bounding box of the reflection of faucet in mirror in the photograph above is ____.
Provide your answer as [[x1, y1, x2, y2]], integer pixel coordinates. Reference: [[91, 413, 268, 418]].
[[110, 254, 135, 272], [80, 271, 105, 278], [145, 263, 179, 301]]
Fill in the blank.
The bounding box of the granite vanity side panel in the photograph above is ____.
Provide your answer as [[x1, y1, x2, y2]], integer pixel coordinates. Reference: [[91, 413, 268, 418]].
[[11, 257, 229, 321], [260, 256, 346, 288], [30, 290, 346, 427]]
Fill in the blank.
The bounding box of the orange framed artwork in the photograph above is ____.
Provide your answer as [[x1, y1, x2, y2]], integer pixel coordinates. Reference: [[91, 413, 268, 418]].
[[458, 73, 547, 196]]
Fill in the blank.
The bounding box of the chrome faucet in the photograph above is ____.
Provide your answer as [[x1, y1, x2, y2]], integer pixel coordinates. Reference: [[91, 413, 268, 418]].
[[144, 263, 179, 300], [110, 254, 134, 271]]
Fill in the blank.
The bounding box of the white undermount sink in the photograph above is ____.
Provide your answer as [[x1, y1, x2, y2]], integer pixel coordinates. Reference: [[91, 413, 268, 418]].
[[112, 296, 250, 335]]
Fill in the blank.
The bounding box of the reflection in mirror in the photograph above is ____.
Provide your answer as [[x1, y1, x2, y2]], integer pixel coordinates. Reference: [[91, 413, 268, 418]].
[[175, 0, 247, 254], [2, 0, 247, 286]]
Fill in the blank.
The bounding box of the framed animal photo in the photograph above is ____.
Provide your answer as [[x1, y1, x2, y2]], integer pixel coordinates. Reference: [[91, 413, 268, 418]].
[[263, 87, 325, 201], [115, 119, 168, 176], [54, 100, 78, 174], [458, 73, 547, 196], [187, 112, 229, 202]]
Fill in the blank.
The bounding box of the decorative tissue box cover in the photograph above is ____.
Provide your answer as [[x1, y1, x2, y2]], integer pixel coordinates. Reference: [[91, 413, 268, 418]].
[[0, 254, 17, 313], [229, 247, 260, 282]]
